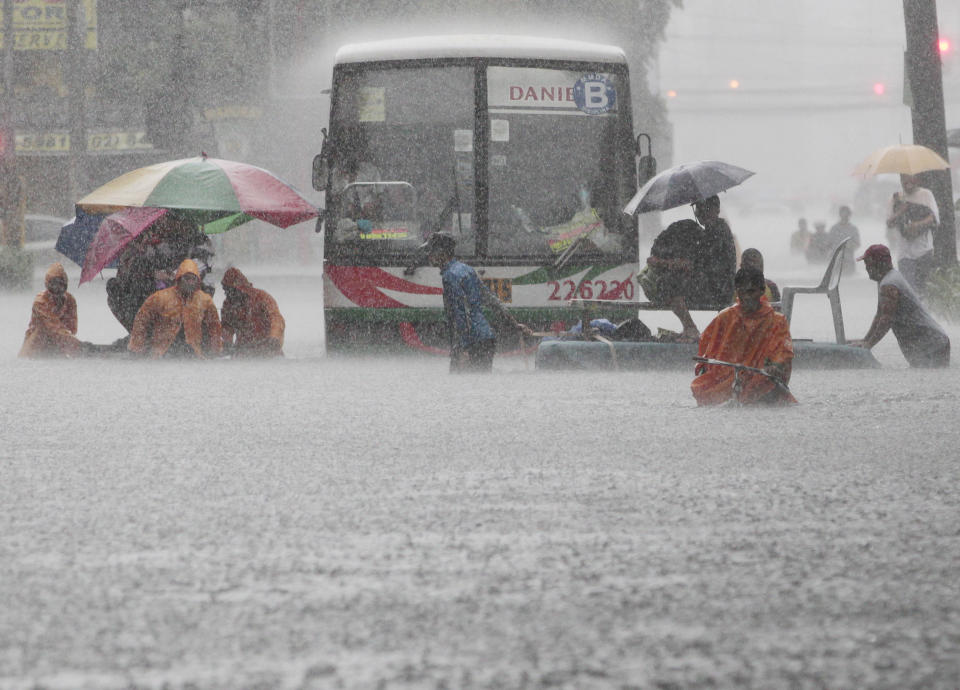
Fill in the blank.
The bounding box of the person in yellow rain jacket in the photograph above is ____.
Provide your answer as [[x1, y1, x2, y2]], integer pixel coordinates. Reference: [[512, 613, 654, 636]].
[[128, 259, 222, 359], [691, 267, 797, 406], [19, 263, 83, 358], [220, 267, 285, 357]]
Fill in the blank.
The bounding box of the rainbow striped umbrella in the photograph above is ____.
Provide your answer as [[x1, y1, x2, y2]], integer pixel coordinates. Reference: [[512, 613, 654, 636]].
[[77, 154, 318, 233]]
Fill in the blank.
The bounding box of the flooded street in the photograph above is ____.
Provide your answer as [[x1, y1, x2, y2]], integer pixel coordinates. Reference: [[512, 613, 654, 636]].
[[2, 0, 958, 684], [2, 215, 960, 688]]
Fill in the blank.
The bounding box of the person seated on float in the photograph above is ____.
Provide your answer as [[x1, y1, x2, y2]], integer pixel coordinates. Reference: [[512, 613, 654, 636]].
[[639, 195, 737, 341], [740, 248, 781, 305], [19, 262, 85, 358], [691, 266, 797, 406], [220, 267, 285, 358], [848, 244, 949, 368], [128, 259, 222, 359]]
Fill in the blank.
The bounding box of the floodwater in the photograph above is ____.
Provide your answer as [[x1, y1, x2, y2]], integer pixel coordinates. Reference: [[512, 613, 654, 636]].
[[2, 214, 959, 689]]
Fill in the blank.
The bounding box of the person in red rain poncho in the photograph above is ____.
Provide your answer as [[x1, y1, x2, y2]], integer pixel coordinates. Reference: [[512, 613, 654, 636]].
[[691, 266, 797, 406], [19, 263, 83, 358], [220, 267, 285, 357]]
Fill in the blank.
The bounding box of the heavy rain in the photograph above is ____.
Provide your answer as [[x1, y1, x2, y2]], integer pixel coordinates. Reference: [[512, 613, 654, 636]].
[[2, 1, 959, 688]]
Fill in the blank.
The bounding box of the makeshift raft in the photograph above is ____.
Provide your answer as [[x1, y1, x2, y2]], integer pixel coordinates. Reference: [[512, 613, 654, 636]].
[[534, 339, 880, 371]]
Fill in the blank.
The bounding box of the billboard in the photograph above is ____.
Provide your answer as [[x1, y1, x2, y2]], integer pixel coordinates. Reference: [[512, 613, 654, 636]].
[[0, 0, 98, 51]]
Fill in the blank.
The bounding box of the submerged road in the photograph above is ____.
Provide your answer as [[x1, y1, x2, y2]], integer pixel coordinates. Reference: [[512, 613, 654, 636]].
[[1, 256, 959, 688]]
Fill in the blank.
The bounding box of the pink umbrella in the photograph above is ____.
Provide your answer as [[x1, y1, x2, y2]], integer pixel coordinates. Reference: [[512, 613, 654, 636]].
[[80, 207, 168, 284]]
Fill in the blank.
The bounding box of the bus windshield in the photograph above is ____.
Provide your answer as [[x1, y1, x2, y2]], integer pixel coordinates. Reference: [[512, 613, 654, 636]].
[[486, 65, 632, 261], [324, 60, 635, 264]]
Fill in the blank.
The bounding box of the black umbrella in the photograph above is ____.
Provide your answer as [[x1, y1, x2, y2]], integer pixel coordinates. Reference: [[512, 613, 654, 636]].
[[623, 160, 754, 216]]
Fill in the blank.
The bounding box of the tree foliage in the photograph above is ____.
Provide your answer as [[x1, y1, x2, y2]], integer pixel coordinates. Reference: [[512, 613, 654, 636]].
[[89, 0, 682, 158]]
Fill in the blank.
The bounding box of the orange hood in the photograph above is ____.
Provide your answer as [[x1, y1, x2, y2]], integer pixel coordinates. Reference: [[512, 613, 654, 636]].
[[45, 262, 68, 290], [175, 259, 200, 280]]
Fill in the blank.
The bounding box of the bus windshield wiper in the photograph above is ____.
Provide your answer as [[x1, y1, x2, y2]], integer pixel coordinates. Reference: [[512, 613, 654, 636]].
[[404, 192, 458, 276], [404, 167, 464, 276]]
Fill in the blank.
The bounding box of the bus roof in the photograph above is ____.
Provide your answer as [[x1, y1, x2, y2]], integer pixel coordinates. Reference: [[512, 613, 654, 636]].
[[335, 35, 627, 66]]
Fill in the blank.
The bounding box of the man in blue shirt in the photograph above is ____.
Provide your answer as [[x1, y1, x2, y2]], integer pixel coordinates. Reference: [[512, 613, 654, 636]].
[[422, 232, 531, 372]]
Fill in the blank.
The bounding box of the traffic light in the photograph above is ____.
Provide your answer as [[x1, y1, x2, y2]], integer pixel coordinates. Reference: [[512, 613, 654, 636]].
[[872, 82, 886, 96], [940, 36, 955, 72]]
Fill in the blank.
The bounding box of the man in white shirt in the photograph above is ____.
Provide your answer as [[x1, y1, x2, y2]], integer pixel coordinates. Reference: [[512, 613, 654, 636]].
[[885, 173, 938, 294], [850, 244, 949, 368]]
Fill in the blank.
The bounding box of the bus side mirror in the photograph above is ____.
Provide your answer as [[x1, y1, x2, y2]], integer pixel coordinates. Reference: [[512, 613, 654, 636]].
[[635, 133, 657, 186], [637, 155, 657, 186], [312, 153, 329, 192], [312, 127, 330, 191]]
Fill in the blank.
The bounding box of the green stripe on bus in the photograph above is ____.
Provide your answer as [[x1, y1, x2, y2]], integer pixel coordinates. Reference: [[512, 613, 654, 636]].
[[325, 305, 640, 324]]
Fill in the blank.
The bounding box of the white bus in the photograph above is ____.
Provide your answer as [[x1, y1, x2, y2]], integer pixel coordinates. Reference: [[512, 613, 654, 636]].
[[313, 35, 646, 353]]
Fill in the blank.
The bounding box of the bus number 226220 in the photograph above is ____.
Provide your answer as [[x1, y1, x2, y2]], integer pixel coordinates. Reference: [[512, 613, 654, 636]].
[[546, 278, 635, 301]]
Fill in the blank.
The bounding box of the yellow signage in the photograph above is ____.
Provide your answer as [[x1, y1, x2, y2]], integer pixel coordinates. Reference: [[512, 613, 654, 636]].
[[203, 105, 263, 121], [16, 131, 70, 153], [16, 130, 153, 154], [0, 0, 98, 51], [87, 130, 153, 152], [357, 87, 385, 123]]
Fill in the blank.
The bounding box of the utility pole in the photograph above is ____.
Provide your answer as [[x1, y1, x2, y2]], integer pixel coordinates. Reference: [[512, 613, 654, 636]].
[[1, 0, 12, 133], [2, 0, 25, 256], [903, 0, 956, 266], [65, 0, 87, 211]]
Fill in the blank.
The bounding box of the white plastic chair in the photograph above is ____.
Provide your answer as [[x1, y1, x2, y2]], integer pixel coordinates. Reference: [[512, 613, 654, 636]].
[[781, 237, 850, 344]]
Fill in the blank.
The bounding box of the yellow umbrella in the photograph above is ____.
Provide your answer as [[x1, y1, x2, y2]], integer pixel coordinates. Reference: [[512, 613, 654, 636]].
[[853, 144, 950, 176]]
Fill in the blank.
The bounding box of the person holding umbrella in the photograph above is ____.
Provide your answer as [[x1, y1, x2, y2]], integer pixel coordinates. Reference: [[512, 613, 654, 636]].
[[72, 154, 317, 349], [853, 144, 949, 295], [625, 161, 751, 342], [640, 195, 737, 341], [107, 215, 209, 335], [885, 174, 939, 294], [128, 259, 222, 359]]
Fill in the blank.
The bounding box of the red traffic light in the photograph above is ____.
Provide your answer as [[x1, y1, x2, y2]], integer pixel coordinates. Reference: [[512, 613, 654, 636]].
[[872, 82, 886, 96], [939, 37, 951, 55]]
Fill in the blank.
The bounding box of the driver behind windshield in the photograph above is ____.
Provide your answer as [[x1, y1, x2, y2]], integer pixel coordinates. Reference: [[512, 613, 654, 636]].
[[329, 128, 383, 239]]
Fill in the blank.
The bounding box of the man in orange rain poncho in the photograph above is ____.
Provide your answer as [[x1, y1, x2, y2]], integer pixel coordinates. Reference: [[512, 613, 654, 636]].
[[691, 266, 797, 406], [128, 259, 222, 359], [19, 263, 84, 358], [220, 267, 285, 357]]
